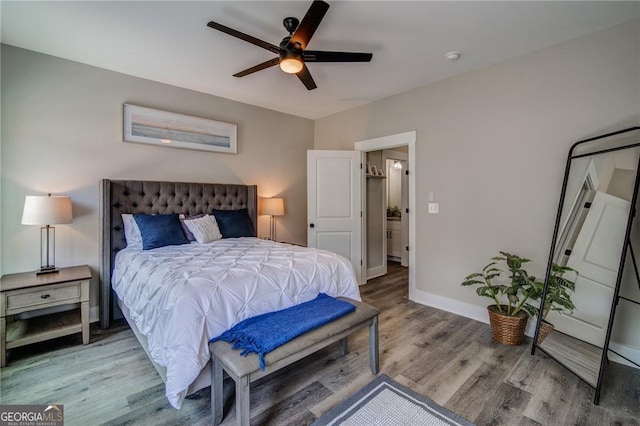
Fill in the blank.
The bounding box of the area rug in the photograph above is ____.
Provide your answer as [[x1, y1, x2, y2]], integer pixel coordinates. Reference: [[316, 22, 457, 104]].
[[312, 374, 475, 426]]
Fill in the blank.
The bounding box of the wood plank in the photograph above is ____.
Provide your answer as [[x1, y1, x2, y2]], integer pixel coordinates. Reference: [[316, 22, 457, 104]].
[[0, 262, 637, 425], [0, 265, 91, 292], [410, 341, 495, 406], [251, 381, 331, 425], [6, 310, 82, 348], [537, 330, 602, 387], [505, 348, 553, 394], [439, 336, 542, 422], [473, 382, 532, 425]]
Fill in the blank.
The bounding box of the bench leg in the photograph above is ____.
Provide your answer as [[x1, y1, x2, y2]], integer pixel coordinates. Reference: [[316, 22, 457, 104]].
[[369, 315, 379, 374], [339, 337, 348, 356], [211, 358, 224, 425], [236, 375, 250, 426]]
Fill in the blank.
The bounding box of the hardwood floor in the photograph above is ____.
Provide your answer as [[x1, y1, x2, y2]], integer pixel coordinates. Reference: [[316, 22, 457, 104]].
[[1, 262, 638, 425]]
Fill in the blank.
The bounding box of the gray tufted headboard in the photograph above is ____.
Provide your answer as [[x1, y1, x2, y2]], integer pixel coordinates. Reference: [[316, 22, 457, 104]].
[[99, 179, 257, 328]]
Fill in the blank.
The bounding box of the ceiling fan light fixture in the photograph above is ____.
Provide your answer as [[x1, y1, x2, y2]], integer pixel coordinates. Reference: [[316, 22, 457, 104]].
[[280, 56, 304, 74], [207, 0, 372, 89]]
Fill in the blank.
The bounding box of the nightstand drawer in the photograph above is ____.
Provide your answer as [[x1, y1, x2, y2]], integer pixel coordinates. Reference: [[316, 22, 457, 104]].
[[6, 282, 81, 314]]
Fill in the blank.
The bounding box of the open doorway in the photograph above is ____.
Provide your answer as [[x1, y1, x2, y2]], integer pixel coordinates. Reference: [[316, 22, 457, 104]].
[[355, 132, 416, 292], [364, 148, 409, 279], [384, 151, 409, 268]]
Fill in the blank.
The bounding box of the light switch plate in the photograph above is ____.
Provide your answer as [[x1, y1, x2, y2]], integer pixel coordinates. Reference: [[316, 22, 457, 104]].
[[428, 202, 439, 214]]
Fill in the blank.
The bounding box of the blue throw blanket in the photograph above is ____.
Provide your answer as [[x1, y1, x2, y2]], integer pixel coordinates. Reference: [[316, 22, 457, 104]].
[[210, 293, 356, 370]]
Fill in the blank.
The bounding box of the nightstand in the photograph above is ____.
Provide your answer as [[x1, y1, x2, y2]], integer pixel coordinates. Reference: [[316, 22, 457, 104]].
[[0, 265, 91, 367]]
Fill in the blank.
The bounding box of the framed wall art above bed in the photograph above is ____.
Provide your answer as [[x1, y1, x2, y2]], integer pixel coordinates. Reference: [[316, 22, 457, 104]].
[[123, 104, 237, 154]]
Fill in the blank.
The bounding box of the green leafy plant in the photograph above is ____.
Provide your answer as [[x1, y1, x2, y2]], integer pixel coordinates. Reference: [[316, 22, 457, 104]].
[[532, 264, 577, 320], [387, 205, 401, 218], [461, 251, 540, 317]]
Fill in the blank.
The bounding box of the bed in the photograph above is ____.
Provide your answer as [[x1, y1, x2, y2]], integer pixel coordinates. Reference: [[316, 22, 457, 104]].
[[98, 179, 360, 409]]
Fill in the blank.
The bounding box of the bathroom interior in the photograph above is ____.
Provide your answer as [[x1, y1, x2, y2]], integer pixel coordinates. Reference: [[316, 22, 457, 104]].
[[366, 148, 409, 280]]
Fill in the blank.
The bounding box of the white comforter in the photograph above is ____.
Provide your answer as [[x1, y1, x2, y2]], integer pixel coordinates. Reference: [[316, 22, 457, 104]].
[[112, 237, 360, 408]]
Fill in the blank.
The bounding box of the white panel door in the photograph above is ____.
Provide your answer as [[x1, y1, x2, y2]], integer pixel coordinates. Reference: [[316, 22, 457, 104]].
[[307, 150, 363, 284], [551, 191, 631, 346]]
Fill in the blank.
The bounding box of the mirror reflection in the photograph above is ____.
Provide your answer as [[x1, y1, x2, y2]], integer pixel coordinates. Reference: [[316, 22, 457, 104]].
[[537, 129, 640, 391], [386, 159, 404, 217]]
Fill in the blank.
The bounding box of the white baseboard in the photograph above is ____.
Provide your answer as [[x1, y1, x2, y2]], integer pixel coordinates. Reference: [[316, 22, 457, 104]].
[[409, 287, 537, 337], [408, 289, 640, 357], [367, 265, 387, 280], [609, 342, 640, 369], [410, 287, 487, 322]]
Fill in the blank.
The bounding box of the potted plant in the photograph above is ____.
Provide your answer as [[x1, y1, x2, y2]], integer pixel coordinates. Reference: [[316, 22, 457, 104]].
[[532, 264, 577, 343], [387, 205, 401, 218], [461, 251, 540, 346]]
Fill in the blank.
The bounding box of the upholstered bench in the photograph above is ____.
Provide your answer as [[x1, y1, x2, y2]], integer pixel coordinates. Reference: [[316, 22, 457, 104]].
[[209, 298, 380, 426]]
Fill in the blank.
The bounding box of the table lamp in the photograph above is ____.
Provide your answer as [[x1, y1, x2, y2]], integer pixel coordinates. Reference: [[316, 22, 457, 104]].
[[21, 194, 73, 274], [260, 197, 285, 242]]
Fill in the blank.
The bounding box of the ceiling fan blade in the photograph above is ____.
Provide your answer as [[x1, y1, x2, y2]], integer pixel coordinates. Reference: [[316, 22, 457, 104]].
[[304, 51, 373, 62], [296, 65, 317, 90], [233, 57, 280, 77], [207, 21, 280, 54], [289, 0, 329, 50]]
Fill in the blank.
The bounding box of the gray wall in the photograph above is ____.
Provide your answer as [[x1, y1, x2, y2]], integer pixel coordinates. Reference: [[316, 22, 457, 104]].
[[1, 45, 313, 318], [2, 19, 639, 352], [314, 20, 640, 329]]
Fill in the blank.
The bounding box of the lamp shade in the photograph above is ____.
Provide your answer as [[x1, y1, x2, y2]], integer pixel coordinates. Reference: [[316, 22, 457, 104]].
[[260, 198, 285, 216], [22, 195, 73, 225]]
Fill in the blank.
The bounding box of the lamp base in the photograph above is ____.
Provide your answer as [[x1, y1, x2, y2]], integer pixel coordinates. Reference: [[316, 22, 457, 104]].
[[39, 225, 59, 275], [37, 266, 59, 275], [269, 215, 278, 243]]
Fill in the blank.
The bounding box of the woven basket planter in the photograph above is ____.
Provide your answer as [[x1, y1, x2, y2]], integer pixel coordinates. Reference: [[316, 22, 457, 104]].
[[487, 305, 529, 346], [536, 320, 555, 344]]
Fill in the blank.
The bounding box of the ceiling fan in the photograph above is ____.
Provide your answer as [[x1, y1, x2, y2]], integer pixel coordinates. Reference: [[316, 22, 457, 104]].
[[207, 0, 373, 90]]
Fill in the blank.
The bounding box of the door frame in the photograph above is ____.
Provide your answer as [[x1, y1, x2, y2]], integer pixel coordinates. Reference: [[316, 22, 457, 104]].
[[354, 131, 416, 294], [555, 158, 599, 266]]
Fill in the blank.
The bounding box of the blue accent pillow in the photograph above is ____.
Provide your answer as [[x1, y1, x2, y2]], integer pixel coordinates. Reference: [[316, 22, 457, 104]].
[[133, 214, 190, 250], [212, 209, 255, 238]]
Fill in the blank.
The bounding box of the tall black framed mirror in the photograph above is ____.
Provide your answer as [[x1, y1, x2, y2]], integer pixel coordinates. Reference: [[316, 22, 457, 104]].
[[532, 127, 640, 404]]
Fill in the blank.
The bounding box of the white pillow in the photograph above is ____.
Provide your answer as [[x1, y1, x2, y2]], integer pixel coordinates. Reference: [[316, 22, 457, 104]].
[[122, 214, 143, 249], [184, 214, 222, 244]]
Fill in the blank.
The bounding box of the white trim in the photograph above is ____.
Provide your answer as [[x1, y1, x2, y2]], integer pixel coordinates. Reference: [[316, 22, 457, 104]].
[[410, 287, 489, 324], [383, 150, 408, 162], [367, 265, 387, 280], [355, 131, 416, 298], [354, 131, 416, 151], [609, 342, 640, 369], [410, 286, 538, 337]]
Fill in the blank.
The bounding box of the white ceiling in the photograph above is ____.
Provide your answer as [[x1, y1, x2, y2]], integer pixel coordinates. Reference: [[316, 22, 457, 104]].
[[2, 1, 638, 120]]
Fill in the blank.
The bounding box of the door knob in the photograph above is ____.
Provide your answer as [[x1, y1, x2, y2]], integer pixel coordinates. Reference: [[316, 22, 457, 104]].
[[309, 223, 315, 228]]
